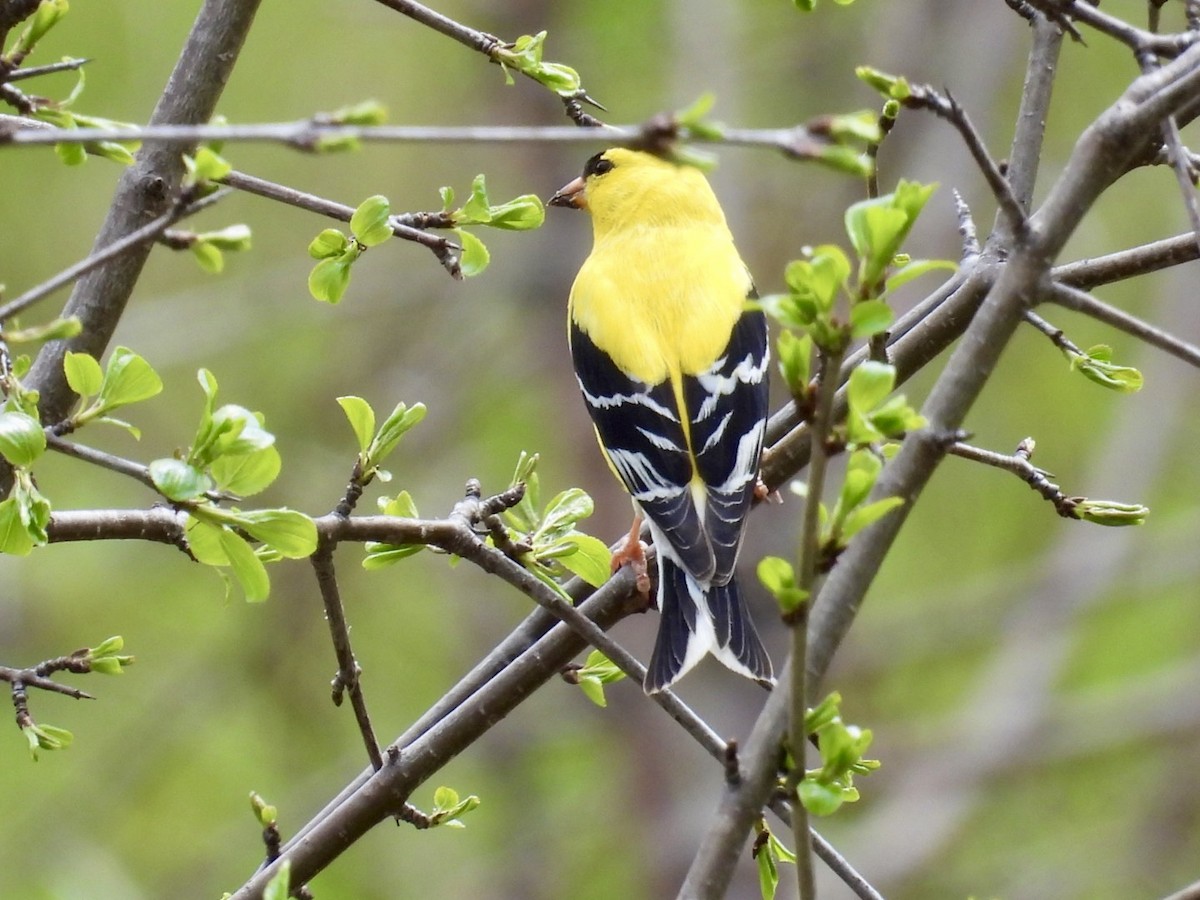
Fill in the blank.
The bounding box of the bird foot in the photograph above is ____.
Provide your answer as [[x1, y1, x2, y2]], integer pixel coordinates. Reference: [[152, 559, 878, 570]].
[[612, 515, 651, 596]]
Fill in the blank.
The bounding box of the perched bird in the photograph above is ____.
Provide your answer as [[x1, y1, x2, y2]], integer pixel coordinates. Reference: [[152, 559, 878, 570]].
[[549, 148, 773, 693]]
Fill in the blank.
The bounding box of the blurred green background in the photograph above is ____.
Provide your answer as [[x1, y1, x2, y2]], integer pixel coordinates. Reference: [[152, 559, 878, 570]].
[[3, 1, 1199, 898]]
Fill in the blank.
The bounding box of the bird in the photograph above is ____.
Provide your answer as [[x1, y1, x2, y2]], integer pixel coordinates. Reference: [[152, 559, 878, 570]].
[[549, 148, 773, 693]]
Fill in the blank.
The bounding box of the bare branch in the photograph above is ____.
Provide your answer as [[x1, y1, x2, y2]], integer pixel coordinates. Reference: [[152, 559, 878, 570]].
[[220, 169, 461, 278], [0, 188, 230, 322], [22, 0, 264, 439]]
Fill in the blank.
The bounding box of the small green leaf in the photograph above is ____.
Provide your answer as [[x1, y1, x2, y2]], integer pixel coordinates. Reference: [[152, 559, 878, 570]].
[[55, 138, 87, 166], [327, 99, 388, 125], [461, 174, 492, 224], [483, 194, 545, 231], [840, 495, 904, 541], [309, 257, 352, 303], [199, 224, 252, 251], [98, 346, 163, 411], [337, 396, 375, 452], [232, 508, 318, 558], [366, 401, 426, 467], [0, 497, 35, 555], [263, 861, 291, 900], [15, 0, 69, 55], [5, 316, 82, 344], [456, 228, 489, 277], [211, 445, 281, 496], [0, 410, 45, 467], [846, 360, 895, 415], [218, 527, 271, 602], [757, 556, 808, 615], [798, 779, 845, 816], [184, 515, 230, 566], [190, 240, 224, 274], [189, 146, 232, 183], [837, 449, 882, 514], [849, 299, 893, 340], [148, 458, 212, 501], [1072, 498, 1149, 526], [554, 533, 611, 587], [883, 258, 956, 295], [1069, 345, 1144, 393], [855, 65, 911, 100], [308, 228, 350, 259], [776, 330, 813, 397], [350, 195, 393, 247]]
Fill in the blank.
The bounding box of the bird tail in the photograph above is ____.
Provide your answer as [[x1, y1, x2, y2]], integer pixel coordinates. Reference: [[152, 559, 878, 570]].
[[644, 555, 773, 693]]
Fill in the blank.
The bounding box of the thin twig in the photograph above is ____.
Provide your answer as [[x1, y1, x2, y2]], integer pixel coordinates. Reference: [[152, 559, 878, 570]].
[[902, 85, 1028, 234], [4, 57, 90, 82], [1053, 231, 1200, 288], [790, 344, 848, 900], [311, 543, 383, 771], [1044, 281, 1200, 369], [220, 169, 461, 278], [947, 437, 1081, 519], [0, 664, 94, 699], [1017, 0, 1196, 56], [0, 188, 229, 322]]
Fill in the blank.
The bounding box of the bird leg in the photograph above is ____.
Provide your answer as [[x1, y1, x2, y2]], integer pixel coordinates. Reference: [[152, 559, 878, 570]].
[[611, 512, 651, 596]]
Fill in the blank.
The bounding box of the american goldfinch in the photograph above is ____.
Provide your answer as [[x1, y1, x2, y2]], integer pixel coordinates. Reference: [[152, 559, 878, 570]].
[[549, 148, 773, 693]]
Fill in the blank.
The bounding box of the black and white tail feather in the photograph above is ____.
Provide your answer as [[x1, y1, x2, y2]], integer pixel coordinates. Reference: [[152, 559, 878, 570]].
[[570, 309, 774, 693]]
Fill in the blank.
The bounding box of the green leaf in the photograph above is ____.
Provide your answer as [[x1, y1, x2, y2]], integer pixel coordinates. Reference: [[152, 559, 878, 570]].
[[190, 240, 225, 274], [798, 779, 845, 816], [211, 445, 281, 496], [1072, 499, 1149, 526], [350, 195, 392, 247], [812, 145, 873, 178], [840, 496, 905, 541], [554, 533, 611, 587], [148, 458, 212, 501], [263, 861, 291, 900], [0, 497, 35, 555], [362, 545, 424, 569], [577, 676, 607, 707], [55, 138, 87, 166], [210, 405, 276, 457], [189, 146, 232, 183], [367, 401, 426, 467], [883, 257, 956, 295], [0, 410, 45, 467], [308, 228, 350, 260], [757, 556, 808, 616], [232, 508, 318, 558], [776, 330, 813, 397], [327, 99, 388, 125], [198, 224, 252, 251], [184, 515, 230, 566], [537, 488, 594, 537], [837, 449, 882, 514], [337, 396, 375, 452], [218, 527, 270, 602], [845, 180, 937, 288], [846, 360, 895, 415], [484, 194, 545, 231], [15, 0, 69, 55], [855, 65, 911, 100], [4, 316, 81, 345], [98, 346, 163, 411], [1069, 345, 1144, 393], [849, 299, 893, 340], [309, 257, 352, 303], [457, 228, 490, 275], [461, 174, 492, 224]]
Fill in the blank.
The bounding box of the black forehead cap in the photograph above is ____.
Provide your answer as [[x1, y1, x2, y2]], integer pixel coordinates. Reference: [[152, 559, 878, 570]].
[[583, 151, 615, 178]]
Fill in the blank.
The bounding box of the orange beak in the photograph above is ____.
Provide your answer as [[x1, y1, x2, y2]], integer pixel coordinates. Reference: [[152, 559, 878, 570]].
[[548, 175, 587, 210]]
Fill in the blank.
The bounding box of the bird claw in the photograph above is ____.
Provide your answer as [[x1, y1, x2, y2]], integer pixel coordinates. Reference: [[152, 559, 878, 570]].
[[612, 515, 652, 597]]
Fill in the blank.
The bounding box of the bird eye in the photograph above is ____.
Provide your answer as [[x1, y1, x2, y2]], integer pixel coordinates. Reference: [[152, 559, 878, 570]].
[[584, 153, 615, 178]]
